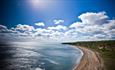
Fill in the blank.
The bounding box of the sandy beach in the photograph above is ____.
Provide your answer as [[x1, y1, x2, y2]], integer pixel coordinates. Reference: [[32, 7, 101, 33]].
[[74, 46, 105, 70]]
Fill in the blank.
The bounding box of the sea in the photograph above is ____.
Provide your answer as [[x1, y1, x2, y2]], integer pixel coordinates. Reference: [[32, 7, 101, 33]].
[[0, 41, 83, 70]]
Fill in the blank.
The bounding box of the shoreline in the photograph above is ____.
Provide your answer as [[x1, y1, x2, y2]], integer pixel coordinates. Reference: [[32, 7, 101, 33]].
[[74, 46, 104, 70]]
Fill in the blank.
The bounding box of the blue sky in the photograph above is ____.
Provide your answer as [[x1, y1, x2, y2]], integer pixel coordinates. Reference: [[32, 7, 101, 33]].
[[0, 0, 115, 42], [0, 0, 115, 27]]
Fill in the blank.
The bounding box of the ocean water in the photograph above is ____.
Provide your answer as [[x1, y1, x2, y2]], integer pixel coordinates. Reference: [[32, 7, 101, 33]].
[[0, 41, 83, 70]]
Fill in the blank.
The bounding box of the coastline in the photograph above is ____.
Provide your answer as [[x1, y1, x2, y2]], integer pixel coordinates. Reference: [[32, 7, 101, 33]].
[[74, 46, 104, 70]]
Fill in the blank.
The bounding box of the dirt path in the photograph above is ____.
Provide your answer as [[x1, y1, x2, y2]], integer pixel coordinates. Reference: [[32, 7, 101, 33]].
[[74, 46, 105, 70]]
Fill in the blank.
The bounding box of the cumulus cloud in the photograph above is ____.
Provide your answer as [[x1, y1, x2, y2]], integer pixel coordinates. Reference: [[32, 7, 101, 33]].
[[103, 20, 115, 30], [0, 25, 14, 33], [69, 11, 115, 41], [35, 22, 45, 26], [0, 11, 115, 42], [78, 11, 108, 25], [69, 22, 84, 28], [0, 25, 7, 29], [15, 24, 35, 31], [53, 20, 64, 24], [0, 25, 8, 32], [48, 25, 67, 31]]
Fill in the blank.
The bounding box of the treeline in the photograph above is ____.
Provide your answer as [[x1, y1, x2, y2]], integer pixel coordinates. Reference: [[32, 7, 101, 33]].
[[62, 40, 115, 51]]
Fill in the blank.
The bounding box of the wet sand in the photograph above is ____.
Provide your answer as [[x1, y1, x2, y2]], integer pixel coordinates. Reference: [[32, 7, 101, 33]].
[[74, 46, 105, 70]]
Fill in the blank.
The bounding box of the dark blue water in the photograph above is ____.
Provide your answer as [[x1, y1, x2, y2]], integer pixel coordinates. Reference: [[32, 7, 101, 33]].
[[0, 42, 83, 70]]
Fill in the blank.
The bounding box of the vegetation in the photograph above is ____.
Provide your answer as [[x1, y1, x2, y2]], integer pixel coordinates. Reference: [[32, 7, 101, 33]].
[[62, 40, 115, 70]]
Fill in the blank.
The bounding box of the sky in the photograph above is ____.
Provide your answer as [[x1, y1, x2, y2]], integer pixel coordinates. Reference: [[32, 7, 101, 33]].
[[0, 0, 115, 42]]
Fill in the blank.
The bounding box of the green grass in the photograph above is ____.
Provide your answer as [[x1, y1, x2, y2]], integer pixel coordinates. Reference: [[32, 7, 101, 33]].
[[62, 40, 115, 70], [99, 50, 115, 70]]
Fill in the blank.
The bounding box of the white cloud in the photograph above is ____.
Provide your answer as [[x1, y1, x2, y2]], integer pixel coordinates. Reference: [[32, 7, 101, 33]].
[[35, 22, 45, 26], [0, 25, 8, 31], [0, 25, 7, 29], [68, 11, 115, 41], [48, 25, 67, 31], [0, 11, 115, 42], [0, 25, 13, 33], [15, 24, 35, 32], [69, 22, 84, 28], [103, 20, 115, 30], [78, 11, 108, 25], [53, 20, 64, 24]]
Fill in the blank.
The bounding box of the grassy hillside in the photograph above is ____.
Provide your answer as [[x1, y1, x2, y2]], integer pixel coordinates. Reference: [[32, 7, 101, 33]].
[[62, 40, 115, 70]]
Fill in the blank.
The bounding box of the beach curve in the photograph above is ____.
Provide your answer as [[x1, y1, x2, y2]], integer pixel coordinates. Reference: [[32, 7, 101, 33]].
[[74, 46, 105, 70]]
